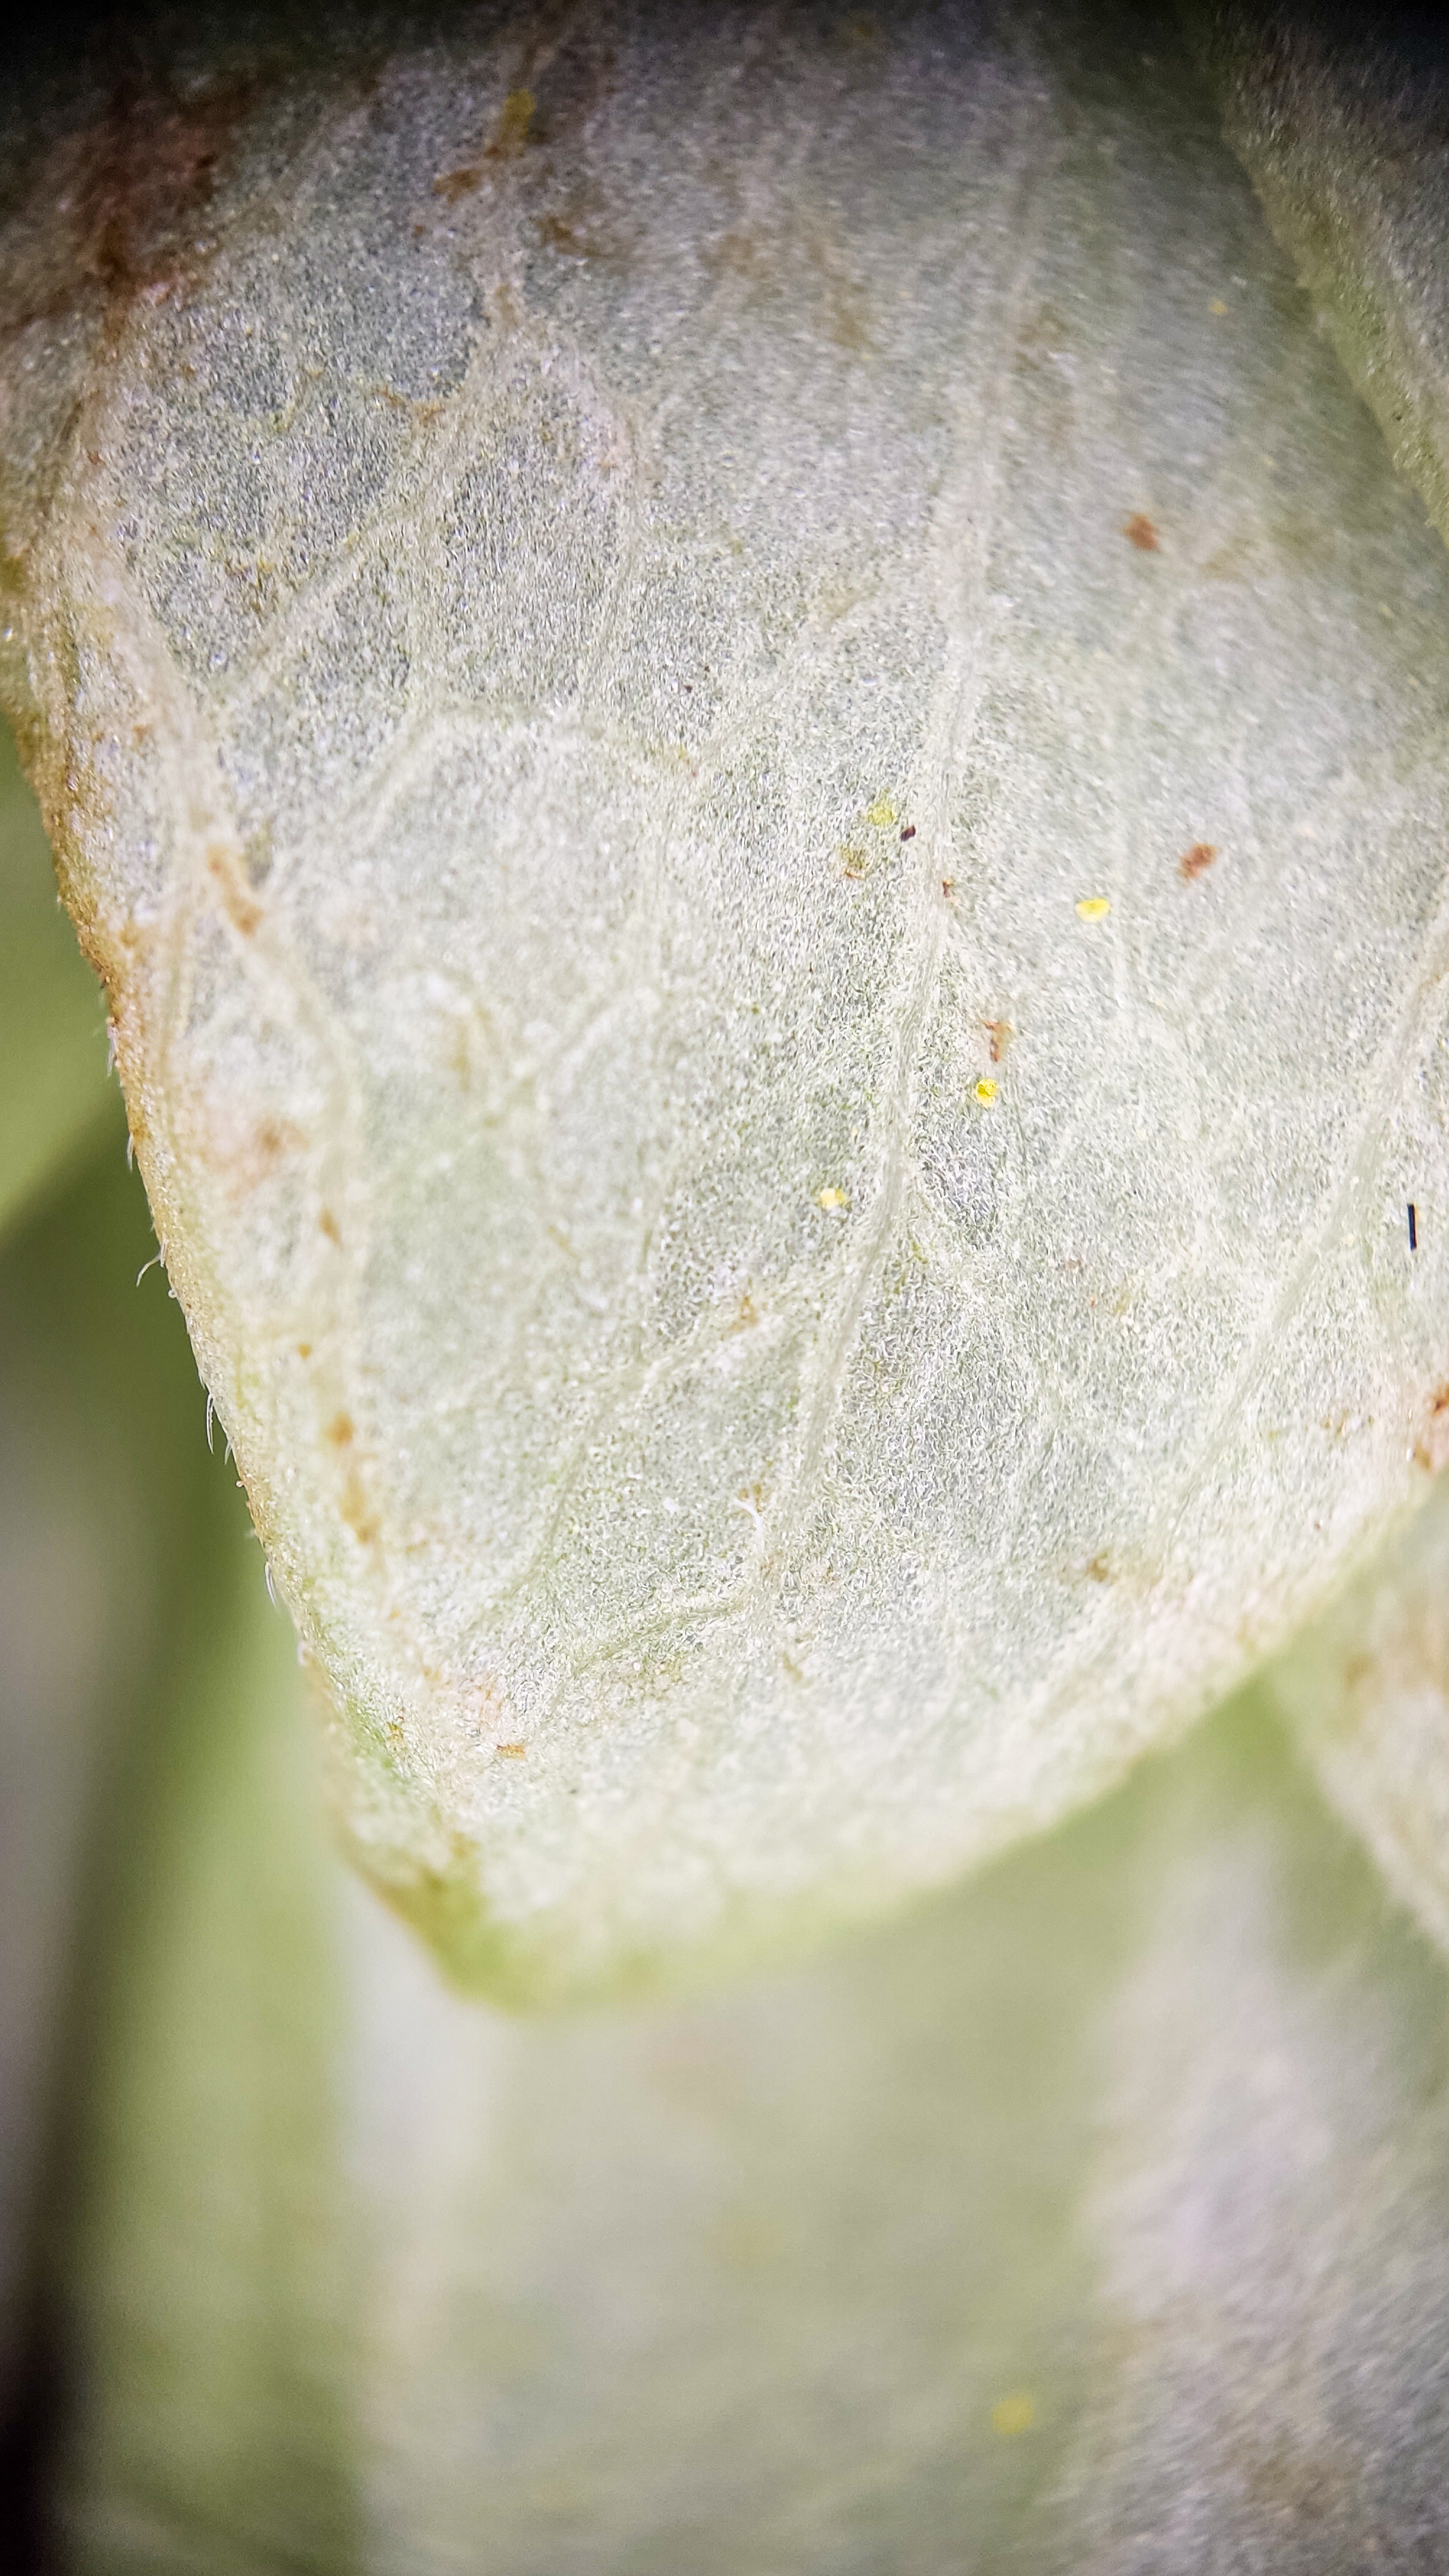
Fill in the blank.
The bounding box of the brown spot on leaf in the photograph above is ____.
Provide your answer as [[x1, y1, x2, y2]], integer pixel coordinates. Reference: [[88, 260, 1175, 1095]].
[[433, 87, 535, 200], [1123, 513, 1159, 552], [434, 164, 481, 202], [533, 208, 619, 262], [1179, 840, 1218, 880], [2, 69, 265, 345], [210, 1113, 305, 1197], [207, 847, 262, 937], [340, 1470, 378, 1548], [1416, 1384, 1449, 1473]]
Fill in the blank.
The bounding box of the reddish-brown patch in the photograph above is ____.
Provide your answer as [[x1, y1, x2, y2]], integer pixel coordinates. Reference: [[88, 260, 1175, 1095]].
[[725, 1289, 762, 1333], [982, 1019, 1014, 1063], [3, 72, 264, 343], [533, 209, 619, 262], [1123, 513, 1159, 552], [434, 84, 535, 199], [1415, 1384, 1449, 1473], [340, 1470, 378, 1548], [434, 164, 482, 202], [207, 1113, 305, 1197], [1179, 840, 1218, 881], [900, 823, 916, 841], [207, 847, 262, 937]]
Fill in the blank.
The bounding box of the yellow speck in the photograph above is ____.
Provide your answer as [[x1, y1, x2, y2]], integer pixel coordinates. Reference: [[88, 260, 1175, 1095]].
[[817, 1186, 849, 1210], [975, 1078, 998, 1104], [1076, 895, 1111, 921], [866, 797, 897, 828], [496, 1741, 527, 1759], [992, 2392, 1036, 2438], [1210, 298, 1228, 315]]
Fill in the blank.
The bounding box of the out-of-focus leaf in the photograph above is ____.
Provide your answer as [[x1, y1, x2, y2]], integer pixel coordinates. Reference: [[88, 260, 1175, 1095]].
[[6, 1, 1449, 2000], [53, 1632, 1449, 2568], [0, 1134, 358, 2569], [0, 722, 116, 1242], [53, 1514, 359, 2576], [0, 1124, 257, 2465]]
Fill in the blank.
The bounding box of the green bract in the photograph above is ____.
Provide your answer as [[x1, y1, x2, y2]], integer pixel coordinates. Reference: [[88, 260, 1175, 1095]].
[[5, 0, 1449, 2001]]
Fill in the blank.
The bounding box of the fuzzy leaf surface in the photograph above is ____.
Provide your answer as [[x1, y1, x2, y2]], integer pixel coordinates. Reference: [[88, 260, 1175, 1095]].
[[7, 1, 1449, 1994]]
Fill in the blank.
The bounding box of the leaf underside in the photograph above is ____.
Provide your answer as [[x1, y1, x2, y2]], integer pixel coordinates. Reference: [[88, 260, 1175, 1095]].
[[6, 0, 1449, 1997]]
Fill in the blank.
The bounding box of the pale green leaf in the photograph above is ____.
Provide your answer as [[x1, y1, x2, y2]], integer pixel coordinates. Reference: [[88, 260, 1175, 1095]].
[[7, 2, 1449, 1998]]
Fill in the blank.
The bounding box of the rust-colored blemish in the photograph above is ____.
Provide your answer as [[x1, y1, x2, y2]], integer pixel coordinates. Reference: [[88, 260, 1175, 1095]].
[[318, 1207, 343, 1246], [207, 848, 262, 936], [705, 229, 763, 280], [533, 209, 619, 262], [434, 85, 533, 192], [1179, 840, 1218, 880], [326, 1410, 356, 1449], [2, 69, 265, 347], [1085, 1553, 1112, 1584], [241, 1118, 300, 1179], [942, 878, 957, 900], [1123, 513, 1159, 552], [982, 1019, 1014, 1063], [495, 1741, 528, 1759], [900, 824, 916, 841], [434, 164, 482, 203], [1415, 1384, 1449, 1473], [210, 1113, 305, 1197], [340, 1470, 378, 1548]]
